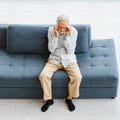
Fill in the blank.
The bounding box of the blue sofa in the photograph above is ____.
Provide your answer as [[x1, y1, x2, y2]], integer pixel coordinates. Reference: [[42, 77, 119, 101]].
[[0, 24, 119, 99]]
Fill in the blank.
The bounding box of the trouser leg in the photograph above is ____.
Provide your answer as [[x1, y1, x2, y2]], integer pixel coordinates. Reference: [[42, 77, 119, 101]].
[[64, 62, 82, 98], [39, 60, 60, 100]]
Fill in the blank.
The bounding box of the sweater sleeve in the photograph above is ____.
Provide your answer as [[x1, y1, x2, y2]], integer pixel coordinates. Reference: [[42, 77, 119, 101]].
[[64, 29, 78, 54], [47, 27, 58, 53]]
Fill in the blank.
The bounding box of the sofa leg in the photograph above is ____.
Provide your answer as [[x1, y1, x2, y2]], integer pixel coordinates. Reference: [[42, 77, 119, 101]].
[[111, 97, 115, 99]]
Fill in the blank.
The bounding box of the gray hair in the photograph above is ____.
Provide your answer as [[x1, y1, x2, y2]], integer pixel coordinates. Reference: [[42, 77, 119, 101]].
[[57, 15, 70, 24]]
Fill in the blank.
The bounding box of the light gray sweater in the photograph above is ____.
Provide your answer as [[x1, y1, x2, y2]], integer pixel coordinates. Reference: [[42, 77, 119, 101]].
[[47, 26, 78, 68]]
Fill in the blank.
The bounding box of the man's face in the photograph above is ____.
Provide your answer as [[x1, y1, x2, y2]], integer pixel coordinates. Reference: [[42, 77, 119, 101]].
[[57, 21, 69, 33]]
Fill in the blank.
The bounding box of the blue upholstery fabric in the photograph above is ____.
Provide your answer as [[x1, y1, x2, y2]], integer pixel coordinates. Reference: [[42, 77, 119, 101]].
[[0, 25, 8, 48], [7, 24, 91, 54], [7, 25, 50, 54], [73, 25, 91, 53]]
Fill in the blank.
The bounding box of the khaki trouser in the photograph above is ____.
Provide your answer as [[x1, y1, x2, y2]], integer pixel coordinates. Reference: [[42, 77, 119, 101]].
[[39, 60, 82, 100]]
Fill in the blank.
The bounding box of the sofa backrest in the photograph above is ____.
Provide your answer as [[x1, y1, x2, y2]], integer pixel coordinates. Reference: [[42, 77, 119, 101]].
[[73, 25, 91, 53], [7, 25, 50, 54], [1, 24, 91, 54], [0, 25, 9, 48]]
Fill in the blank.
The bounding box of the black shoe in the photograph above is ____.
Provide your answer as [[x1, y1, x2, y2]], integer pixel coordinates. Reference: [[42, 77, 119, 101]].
[[65, 98, 75, 111], [41, 99, 54, 112]]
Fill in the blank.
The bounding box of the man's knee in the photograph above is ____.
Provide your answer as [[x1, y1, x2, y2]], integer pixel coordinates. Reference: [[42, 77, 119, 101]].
[[75, 74, 82, 82], [39, 73, 46, 81], [39, 72, 51, 81]]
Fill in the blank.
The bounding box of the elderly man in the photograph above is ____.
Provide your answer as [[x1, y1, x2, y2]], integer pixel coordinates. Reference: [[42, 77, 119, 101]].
[[39, 15, 82, 112]]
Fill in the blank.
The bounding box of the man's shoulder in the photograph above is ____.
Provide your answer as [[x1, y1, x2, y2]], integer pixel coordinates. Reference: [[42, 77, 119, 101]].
[[48, 26, 54, 32], [70, 26, 78, 34]]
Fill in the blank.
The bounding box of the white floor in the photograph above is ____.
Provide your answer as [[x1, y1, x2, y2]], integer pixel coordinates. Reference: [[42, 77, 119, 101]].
[[0, 97, 120, 120], [0, 0, 120, 120]]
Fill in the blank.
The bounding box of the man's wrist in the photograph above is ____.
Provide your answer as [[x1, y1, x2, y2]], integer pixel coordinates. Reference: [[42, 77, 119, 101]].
[[55, 31, 59, 38], [54, 36, 58, 40], [65, 35, 71, 39]]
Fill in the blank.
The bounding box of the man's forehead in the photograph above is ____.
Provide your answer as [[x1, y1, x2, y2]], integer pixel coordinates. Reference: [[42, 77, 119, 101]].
[[58, 22, 68, 27]]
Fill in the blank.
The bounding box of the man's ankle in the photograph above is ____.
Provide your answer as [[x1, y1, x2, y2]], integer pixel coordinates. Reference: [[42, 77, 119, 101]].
[[65, 98, 75, 111], [67, 96, 72, 100], [41, 99, 54, 112]]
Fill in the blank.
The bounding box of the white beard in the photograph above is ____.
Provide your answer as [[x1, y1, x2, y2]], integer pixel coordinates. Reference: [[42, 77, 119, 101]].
[[59, 31, 66, 35]]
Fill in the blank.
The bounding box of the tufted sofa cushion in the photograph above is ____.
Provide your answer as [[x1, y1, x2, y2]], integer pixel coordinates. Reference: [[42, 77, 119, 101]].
[[7, 24, 91, 54], [0, 39, 118, 89]]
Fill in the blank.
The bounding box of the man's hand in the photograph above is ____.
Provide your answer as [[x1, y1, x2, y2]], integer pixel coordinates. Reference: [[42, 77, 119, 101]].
[[66, 25, 72, 36], [54, 25, 59, 38]]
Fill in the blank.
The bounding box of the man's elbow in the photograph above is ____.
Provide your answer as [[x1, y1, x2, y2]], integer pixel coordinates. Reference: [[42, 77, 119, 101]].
[[48, 48, 54, 53], [66, 49, 74, 54]]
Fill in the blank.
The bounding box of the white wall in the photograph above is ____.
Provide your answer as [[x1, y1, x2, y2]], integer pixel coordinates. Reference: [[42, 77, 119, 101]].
[[0, 0, 120, 58]]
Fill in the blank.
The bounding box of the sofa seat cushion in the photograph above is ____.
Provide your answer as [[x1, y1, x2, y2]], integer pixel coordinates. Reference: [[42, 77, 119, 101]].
[[77, 39, 118, 88], [0, 39, 118, 88]]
